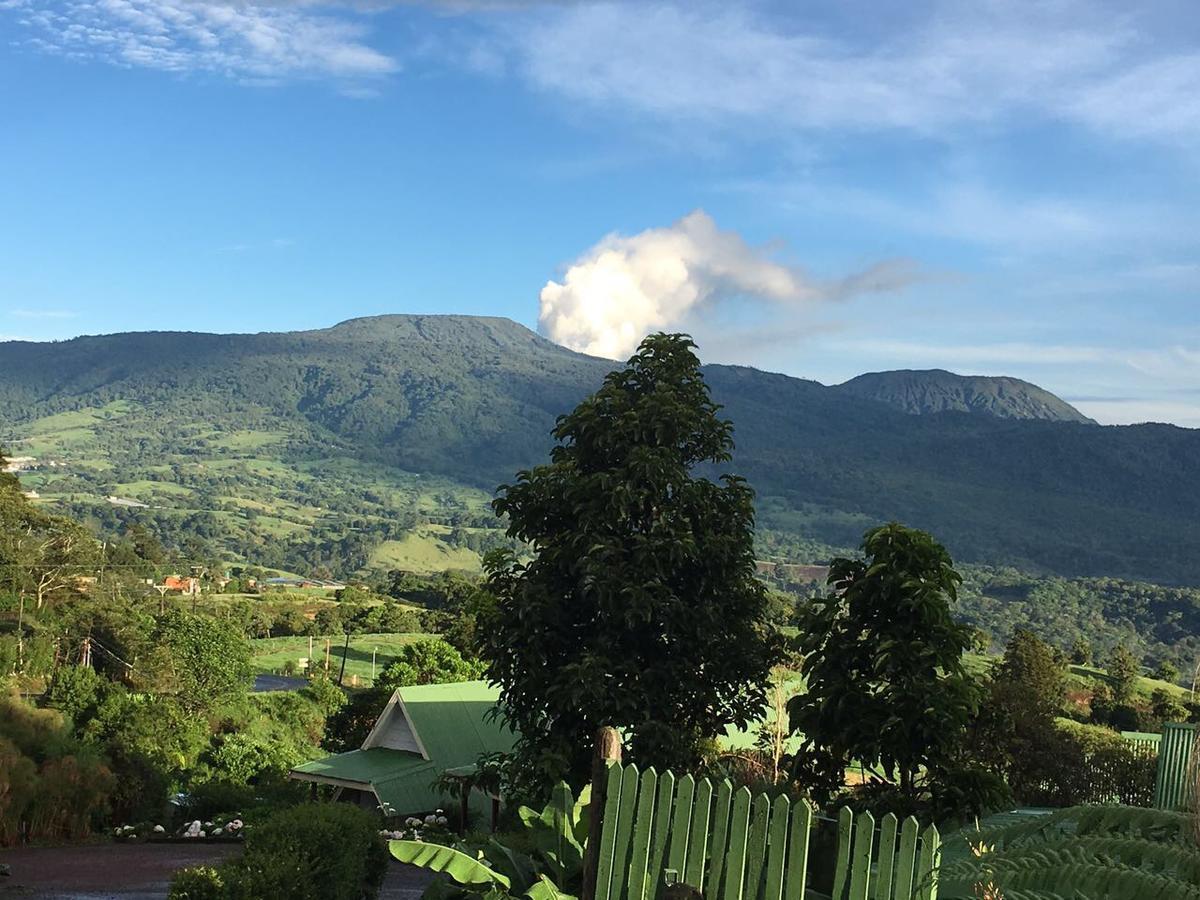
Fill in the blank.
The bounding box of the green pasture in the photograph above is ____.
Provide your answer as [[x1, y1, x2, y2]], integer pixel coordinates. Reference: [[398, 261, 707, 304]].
[[250, 632, 430, 685]]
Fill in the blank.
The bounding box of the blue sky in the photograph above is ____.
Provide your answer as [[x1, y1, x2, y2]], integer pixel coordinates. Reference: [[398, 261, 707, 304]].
[[2, 1, 1198, 425]]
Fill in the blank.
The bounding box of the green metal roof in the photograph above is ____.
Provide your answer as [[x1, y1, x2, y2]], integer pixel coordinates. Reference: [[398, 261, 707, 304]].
[[289, 680, 515, 817], [398, 680, 515, 767], [292, 747, 429, 785]]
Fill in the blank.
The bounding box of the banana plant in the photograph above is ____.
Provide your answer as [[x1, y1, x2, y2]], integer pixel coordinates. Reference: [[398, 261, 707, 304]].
[[390, 781, 589, 900]]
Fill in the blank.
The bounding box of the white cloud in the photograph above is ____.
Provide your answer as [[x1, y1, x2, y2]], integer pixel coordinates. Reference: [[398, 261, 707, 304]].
[[7, 0, 397, 81], [538, 210, 920, 359], [507, 1, 1200, 145]]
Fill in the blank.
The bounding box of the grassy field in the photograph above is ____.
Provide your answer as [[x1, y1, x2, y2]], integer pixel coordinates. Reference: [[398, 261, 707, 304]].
[[367, 527, 481, 574], [250, 632, 430, 685]]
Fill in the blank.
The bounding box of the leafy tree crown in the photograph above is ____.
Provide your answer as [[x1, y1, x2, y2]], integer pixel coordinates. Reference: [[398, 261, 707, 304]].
[[479, 333, 780, 788]]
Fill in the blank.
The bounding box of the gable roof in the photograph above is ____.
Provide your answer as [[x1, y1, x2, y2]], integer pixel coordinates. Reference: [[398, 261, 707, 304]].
[[290, 680, 515, 816]]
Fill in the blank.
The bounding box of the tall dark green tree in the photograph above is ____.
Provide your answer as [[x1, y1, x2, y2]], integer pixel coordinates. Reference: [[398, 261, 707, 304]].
[[789, 523, 981, 806], [479, 334, 780, 789], [994, 628, 1066, 721], [1109, 645, 1141, 705]]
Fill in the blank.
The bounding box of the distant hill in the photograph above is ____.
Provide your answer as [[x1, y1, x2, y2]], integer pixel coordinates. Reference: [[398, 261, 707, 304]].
[[835, 369, 1095, 423], [1, 314, 1197, 584]]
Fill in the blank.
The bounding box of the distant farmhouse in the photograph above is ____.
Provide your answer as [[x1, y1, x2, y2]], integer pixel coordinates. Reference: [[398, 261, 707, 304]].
[[290, 681, 513, 819], [263, 576, 347, 591], [158, 575, 200, 595]]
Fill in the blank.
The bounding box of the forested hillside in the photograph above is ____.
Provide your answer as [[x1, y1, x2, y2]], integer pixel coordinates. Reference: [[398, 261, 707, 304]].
[[2, 314, 1198, 584]]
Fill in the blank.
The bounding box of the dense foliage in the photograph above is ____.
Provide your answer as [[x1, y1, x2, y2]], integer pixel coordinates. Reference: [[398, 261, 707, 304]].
[[481, 334, 781, 789], [789, 524, 995, 817]]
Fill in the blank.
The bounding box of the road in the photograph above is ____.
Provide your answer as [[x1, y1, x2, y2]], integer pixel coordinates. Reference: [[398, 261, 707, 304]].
[[0, 843, 434, 899]]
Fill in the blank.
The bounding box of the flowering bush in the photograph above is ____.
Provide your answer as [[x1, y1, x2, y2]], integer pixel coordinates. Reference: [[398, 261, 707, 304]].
[[378, 809, 451, 844]]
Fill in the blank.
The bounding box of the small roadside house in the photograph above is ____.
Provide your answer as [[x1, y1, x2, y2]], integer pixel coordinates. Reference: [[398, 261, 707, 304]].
[[289, 680, 514, 818]]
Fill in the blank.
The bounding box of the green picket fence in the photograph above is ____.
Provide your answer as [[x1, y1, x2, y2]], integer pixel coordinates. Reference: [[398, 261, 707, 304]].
[[593, 761, 940, 900], [1153, 722, 1197, 811]]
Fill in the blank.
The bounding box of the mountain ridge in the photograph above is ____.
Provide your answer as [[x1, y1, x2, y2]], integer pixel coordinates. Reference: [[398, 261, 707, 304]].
[[835, 368, 1095, 423], [2, 314, 1197, 584]]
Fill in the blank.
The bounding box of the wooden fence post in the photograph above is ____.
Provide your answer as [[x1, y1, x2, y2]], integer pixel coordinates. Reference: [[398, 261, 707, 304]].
[[582, 726, 623, 900]]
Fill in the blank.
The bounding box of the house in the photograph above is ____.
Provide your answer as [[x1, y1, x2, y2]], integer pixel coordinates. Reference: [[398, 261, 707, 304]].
[[161, 575, 199, 594], [289, 680, 514, 818]]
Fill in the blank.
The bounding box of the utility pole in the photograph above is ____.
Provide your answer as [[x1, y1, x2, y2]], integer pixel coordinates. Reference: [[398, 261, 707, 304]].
[[372, 646, 377, 682], [324, 639, 331, 673], [337, 631, 350, 686]]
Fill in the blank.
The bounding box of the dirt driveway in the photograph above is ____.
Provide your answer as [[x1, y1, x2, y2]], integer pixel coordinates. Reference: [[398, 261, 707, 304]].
[[0, 842, 433, 899]]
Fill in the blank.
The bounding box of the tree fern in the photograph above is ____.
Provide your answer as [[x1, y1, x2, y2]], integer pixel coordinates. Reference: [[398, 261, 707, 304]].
[[941, 806, 1200, 900]]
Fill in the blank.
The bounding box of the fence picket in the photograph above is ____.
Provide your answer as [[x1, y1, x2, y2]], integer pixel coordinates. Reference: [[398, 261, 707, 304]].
[[667, 774, 695, 880], [874, 813, 898, 900], [705, 780, 735, 900], [892, 817, 920, 900], [595, 762, 627, 900], [782, 801, 811, 900], [742, 794, 771, 900], [847, 811, 874, 900], [607, 763, 642, 900], [762, 795, 790, 900], [831, 807, 854, 900], [685, 778, 713, 890], [648, 771, 676, 900], [914, 825, 940, 900], [722, 787, 753, 900], [626, 768, 659, 900]]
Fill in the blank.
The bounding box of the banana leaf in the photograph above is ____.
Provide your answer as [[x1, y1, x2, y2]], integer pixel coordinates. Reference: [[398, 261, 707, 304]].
[[390, 840, 512, 889], [526, 874, 578, 900]]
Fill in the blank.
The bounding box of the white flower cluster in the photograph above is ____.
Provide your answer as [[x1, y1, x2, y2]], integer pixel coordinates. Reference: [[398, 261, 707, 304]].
[[184, 820, 207, 839]]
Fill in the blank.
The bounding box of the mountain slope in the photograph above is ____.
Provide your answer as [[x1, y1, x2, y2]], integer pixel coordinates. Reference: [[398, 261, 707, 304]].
[[2, 315, 1197, 584], [835, 369, 1095, 423]]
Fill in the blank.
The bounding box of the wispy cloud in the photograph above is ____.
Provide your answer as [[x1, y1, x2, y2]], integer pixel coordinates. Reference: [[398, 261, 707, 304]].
[[10, 0, 1200, 145], [503, 1, 1200, 146], [6, 0, 397, 82], [838, 339, 1114, 368], [11, 308, 76, 319]]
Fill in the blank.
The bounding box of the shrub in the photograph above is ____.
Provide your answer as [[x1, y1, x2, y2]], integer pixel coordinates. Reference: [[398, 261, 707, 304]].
[[181, 780, 256, 822], [168, 803, 387, 900], [302, 675, 347, 717], [242, 803, 387, 900], [0, 736, 38, 844], [168, 866, 227, 900], [0, 694, 115, 845], [27, 751, 115, 840]]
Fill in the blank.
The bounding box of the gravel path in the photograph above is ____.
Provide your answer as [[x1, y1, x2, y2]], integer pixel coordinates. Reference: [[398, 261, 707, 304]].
[[0, 843, 434, 899]]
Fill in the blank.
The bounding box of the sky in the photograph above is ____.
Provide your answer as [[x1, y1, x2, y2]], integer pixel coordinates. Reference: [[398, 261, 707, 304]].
[[1, 0, 1199, 426]]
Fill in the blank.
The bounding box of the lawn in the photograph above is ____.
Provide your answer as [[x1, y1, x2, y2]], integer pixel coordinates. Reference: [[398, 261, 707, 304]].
[[250, 632, 431, 685]]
